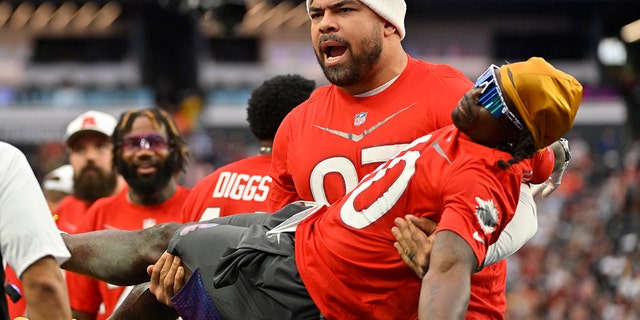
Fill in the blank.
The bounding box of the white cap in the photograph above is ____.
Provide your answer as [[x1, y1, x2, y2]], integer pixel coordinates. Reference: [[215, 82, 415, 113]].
[[306, 0, 406, 39], [42, 164, 74, 194], [64, 110, 117, 147]]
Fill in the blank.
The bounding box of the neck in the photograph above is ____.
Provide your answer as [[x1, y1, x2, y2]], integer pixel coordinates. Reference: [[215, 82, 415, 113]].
[[340, 48, 408, 96], [259, 141, 273, 155], [259, 146, 272, 155]]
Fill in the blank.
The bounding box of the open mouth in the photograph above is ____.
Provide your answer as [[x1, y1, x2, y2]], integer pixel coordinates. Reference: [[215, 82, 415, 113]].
[[325, 45, 347, 61], [320, 41, 348, 63]]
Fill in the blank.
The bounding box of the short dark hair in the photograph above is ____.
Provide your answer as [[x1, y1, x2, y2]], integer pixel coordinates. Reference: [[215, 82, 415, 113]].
[[111, 107, 189, 174], [247, 74, 315, 141]]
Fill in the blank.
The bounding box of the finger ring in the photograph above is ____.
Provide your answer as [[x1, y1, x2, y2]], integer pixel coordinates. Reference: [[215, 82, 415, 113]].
[[408, 252, 415, 260]]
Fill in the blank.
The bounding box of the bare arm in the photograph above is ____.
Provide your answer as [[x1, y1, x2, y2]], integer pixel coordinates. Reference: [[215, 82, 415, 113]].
[[61, 222, 182, 286], [21, 256, 71, 320], [419, 230, 477, 320]]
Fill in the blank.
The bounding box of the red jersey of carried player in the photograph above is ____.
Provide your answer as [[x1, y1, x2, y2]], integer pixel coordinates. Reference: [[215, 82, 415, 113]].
[[67, 187, 189, 320], [182, 154, 272, 222], [269, 56, 472, 211], [295, 126, 527, 319]]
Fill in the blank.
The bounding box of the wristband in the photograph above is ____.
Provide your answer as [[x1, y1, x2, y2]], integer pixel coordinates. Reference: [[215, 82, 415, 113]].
[[558, 138, 571, 164], [550, 138, 571, 186]]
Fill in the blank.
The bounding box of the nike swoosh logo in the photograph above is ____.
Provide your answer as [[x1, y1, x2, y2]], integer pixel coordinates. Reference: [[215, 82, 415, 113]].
[[313, 103, 418, 142], [473, 231, 485, 244], [430, 140, 452, 164]]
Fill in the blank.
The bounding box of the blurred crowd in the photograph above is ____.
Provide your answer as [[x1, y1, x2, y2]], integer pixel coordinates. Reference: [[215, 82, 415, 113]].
[[506, 133, 640, 319]]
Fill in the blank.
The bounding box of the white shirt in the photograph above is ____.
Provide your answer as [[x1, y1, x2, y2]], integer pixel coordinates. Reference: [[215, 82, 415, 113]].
[[0, 141, 70, 277]]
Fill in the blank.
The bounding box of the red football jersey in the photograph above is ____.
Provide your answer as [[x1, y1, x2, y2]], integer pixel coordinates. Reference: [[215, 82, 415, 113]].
[[182, 154, 272, 222], [295, 127, 526, 319], [269, 56, 473, 211], [66, 187, 189, 319]]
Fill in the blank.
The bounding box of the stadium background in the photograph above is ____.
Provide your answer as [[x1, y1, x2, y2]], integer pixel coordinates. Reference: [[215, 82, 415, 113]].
[[0, 0, 639, 318]]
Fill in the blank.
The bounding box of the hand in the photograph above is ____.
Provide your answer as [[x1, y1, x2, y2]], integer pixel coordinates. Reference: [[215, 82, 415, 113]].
[[531, 173, 564, 198], [392, 215, 437, 279], [532, 138, 571, 198], [147, 251, 191, 307]]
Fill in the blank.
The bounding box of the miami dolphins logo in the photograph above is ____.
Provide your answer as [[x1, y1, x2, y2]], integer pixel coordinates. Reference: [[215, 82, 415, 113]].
[[474, 197, 498, 234]]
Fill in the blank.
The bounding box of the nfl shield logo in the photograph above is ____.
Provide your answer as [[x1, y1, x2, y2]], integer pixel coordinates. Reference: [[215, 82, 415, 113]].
[[354, 112, 368, 126]]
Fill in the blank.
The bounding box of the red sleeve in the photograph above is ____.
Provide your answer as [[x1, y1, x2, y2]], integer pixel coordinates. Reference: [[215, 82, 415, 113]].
[[5, 266, 26, 319], [268, 112, 300, 211], [528, 146, 554, 184], [436, 165, 520, 268], [67, 271, 101, 314], [180, 175, 210, 222]]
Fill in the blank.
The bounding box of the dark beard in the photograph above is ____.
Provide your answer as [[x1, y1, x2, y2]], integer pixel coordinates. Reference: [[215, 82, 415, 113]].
[[316, 32, 382, 87], [117, 155, 177, 198], [73, 164, 118, 204]]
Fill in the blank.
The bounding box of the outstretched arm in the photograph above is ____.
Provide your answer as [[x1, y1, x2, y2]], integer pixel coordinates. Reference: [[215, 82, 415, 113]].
[[60, 222, 182, 286], [419, 230, 476, 320]]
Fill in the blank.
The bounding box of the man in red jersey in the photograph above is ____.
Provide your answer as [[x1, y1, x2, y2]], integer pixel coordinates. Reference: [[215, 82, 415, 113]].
[[66, 108, 191, 320], [55, 110, 127, 234], [132, 57, 582, 320], [97, 75, 315, 318], [182, 74, 315, 222], [269, 0, 472, 210]]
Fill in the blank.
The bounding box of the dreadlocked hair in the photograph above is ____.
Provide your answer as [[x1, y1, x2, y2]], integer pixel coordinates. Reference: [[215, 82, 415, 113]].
[[496, 130, 536, 169], [112, 107, 189, 173]]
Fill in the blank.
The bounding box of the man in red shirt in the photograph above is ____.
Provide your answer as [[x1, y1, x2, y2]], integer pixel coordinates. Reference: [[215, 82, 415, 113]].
[[138, 57, 583, 320], [55, 110, 127, 233], [66, 108, 191, 320], [182, 74, 315, 222]]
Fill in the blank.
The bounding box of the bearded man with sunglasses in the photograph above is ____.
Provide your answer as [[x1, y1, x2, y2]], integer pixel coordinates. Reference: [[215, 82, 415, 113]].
[[65, 108, 191, 320]]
